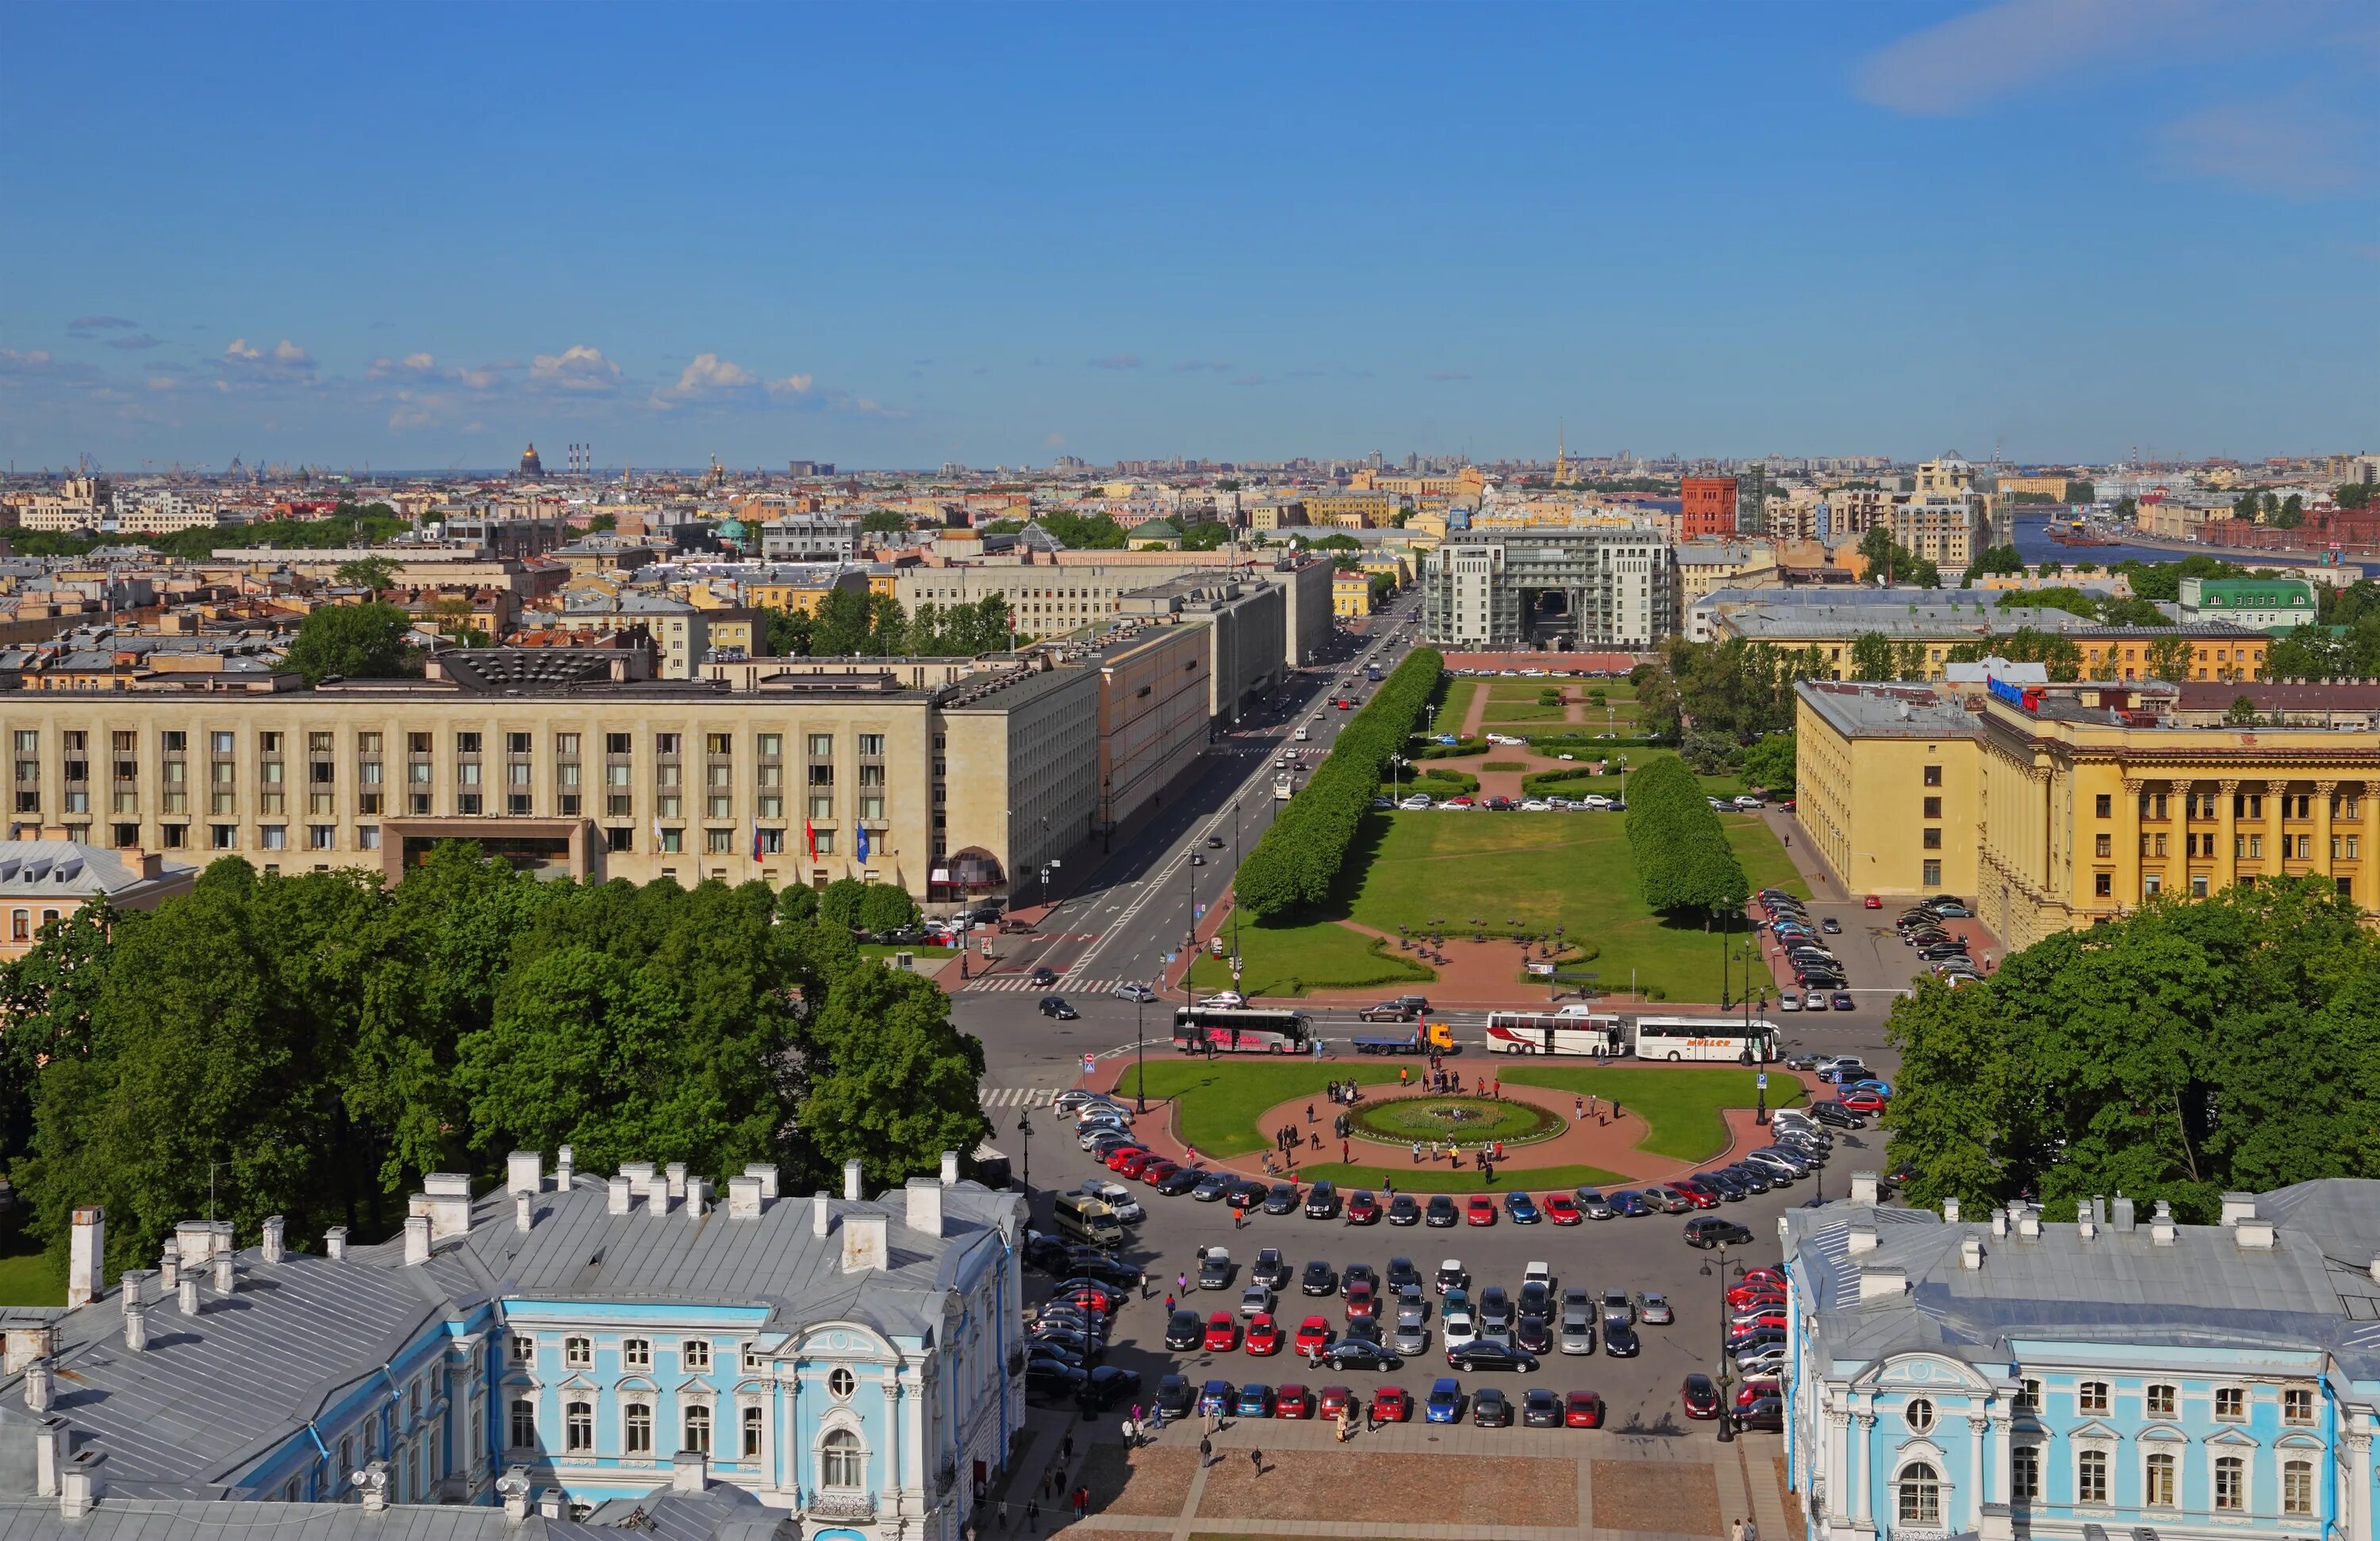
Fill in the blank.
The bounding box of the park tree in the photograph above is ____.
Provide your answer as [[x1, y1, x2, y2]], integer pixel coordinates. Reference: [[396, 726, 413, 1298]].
[[857, 882, 921, 934], [1849, 631, 1896, 681], [335, 556, 401, 593], [797, 963, 989, 1190], [819, 877, 870, 931], [2225, 695, 2259, 725], [1960, 544, 2024, 586], [2144, 634, 2195, 682], [1741, 732, 1795, 794], [284, 601, 417, 684]]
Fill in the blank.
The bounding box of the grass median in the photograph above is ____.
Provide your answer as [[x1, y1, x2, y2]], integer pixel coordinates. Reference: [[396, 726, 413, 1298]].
[[1496, 1064, 1802, 1163], [1184, 919, 1433, 997]]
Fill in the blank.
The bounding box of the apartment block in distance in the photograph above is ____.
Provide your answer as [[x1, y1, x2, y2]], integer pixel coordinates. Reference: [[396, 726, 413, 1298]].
[[1422, 527, 1673, 650], [1680, 475, 1737, 539]]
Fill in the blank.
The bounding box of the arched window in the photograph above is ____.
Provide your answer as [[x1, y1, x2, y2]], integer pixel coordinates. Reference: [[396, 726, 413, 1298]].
[[2285, 1458, 2316, 1516], [625, 1403, 653, 1455], [565, 1400, 593, 1452], [2144, 1451, 2176, 1507], [742, 1405, 764, 1458], [683, 1404, 712, 1455], [2078, 1448, 2109, 1504], [821, 1428, 866, 1490], [1896, 1462, 1940, 1527], [508, 1397, 536, 1449], [2214, 1455, 2245, 1512]]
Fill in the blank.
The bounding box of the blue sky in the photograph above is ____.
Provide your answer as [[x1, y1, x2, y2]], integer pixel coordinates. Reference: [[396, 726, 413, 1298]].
[[2, 1, 2373, 472]]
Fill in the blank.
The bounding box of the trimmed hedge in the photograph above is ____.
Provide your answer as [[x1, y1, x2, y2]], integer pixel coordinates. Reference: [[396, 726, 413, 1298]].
[[1622, 756, 1748, 915], [1238, 649, 1444, 917]]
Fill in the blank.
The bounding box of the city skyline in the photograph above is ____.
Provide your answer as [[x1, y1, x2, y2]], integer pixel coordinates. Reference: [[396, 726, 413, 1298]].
[[3, 0, 2374, 471]]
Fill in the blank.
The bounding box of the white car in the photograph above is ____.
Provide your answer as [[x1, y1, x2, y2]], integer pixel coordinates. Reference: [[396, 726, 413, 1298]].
[[1075, 1102, 1132, 1125], [1436, 800, 1472, 810], [1441, 1302, 1479, 1351], [1733, 796, 1765, 811], [1582, 794, 1614, 810], [1520, 799, 1552, 812], [1557, 753, 1576, 761], [1198, 991, 1246, 1009], [1077, 1179, 1145, 1223]]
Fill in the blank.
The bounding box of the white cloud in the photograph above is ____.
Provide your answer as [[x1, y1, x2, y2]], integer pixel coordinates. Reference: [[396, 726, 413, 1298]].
[[529, 344, 622, 395], [652, 352, 819, 409], [217, 336, 315, 386], [2159, 102, 2363, 198], [367, 352, 438, 379], [1854, 0, 2255, 116]]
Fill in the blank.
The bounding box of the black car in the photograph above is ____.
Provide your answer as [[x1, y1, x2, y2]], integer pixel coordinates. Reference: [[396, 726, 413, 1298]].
[[1358, 1001, 1418, 1022], [1425, 1195, 1459, 1228], [1517, 1280, 1552, 1317], [1472, 1386, 1514, 1427], [1301, 1259, 1339, 1296], [1697, 1170, 1746, 1201], [1686, 1216, 1756, 1248], [1514, 1316, 1553, 1355], [1252, 1248, 1291, 1289], [1163, 1309, 1204, 1350], [1027, 1342, 1088, 1371], [1154, 1373, 1194, 1419], [1319, 1339, 1399, 1371], [1343, 1262, 1379, 1295], [1451, 1339, 1538, 1374], [1037, 996, 1078, 1020], [1811, 1101, 1866, 1129], [1729, 1328, 1787, 1357], [1192, 1172, 1236, 1202], [1724, 1164, 1772, 1195], [1304, 1181, 1340, 1219], [1521, 1387, 1564, 1428], [1263, 1183, 1301, 1216], [1737, 1396, 1787, 1431], [1387, 1193, 1422, 1226], [1022, 1233, 1072, 1274], [1032, 1329, 1107, 1362], [1086, 1364, 1142, 1409], [1477, 1287, 1514, 1335], [1227, 1179, 1269, 1210], [1603, 1320, 1641, 1358], [1387, 1257, 1422, 1293], [1154, 1166, 1206, 1197], [1029, 966, 1060, 986], [1025, 1363, 1089, 1404]]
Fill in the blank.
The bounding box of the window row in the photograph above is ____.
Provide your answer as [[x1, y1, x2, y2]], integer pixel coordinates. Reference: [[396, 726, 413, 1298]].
[[8, 731, 892, 760], [2033, 1378, 2313, 1424], [1997, 1447, 2315, 1516], [512, 1397, 764, 1461]]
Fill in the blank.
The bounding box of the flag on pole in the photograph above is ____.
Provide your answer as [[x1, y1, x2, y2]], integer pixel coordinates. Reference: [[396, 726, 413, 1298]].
[[752, 820, 762, 861], [804, 820, 817, 860], [856, 825, 871, 864]]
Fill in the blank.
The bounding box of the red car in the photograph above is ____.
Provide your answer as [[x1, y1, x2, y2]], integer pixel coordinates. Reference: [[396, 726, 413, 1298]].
[[1465, 1196, 1496, 1226], [1841, 1089, 1886, 1114], [1737, 1377, 1783, 1408], [1294, 1316, 1333, 1357], [1672, 1179, 1722, 1209], [1244, 1313, 1283, 1356], [1317, 1384, 1355, 1420], [1542, 1193, 1582, 1225], [1372, 1385, 1411, 1423], [1276, 1384, 1315, 1419], [1741, 1266, 1789, 1291], [1682, 1374, 1722, 1420], [1346, 1190, 1381, 1224], [1565, 1390, 1606, 1428], [1138, 1158, 1179, 1185], [1345, 1279, 1379, 1320], [1864, 894, 1883, 909], [1203, 1312, 1239, 1352], [1728, 1282, 1786, 1305], [1108, 1148, 1154, 1177]]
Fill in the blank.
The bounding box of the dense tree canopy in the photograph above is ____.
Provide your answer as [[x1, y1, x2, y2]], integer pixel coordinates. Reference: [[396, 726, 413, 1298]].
[[1622, 756, 1747, 916], [285, 601, 419, 683], [1639, 636, 1828, 744], [1883, 880, 2380, 1223], [3, 845, 988, 1277]]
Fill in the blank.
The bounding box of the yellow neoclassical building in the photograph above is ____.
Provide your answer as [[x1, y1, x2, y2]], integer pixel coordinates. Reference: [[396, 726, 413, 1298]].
[[1795, 679, 2380, 951]]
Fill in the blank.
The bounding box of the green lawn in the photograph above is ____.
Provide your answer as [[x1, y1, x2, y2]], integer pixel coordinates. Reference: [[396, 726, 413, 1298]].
[[1434, 678, 1483, 732], [1476, 701, 1569, 722], [1186, 920, 1434, 997], [0, 1212, 60, 1307], [1497, 1065, 1802, 1162], [1113, 1060, 1407, 1156], [1340, 813, 1785, 1001]]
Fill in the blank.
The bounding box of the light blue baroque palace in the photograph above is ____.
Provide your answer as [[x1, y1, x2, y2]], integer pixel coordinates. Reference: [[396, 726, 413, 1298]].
[[1781, 1178, 2380, 1541], [0, 1147, 1027, 1541]]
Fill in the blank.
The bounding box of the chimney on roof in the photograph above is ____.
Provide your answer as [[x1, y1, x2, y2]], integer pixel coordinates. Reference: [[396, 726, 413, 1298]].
[[1850, 1170, 1879, 1206], [843, 1210, 889, 1274], [665, 1162, 688, 1201], [673, 1450, 708, 1494], [1990, 1208, 2007, 1239], [24, 1358, 53, 1414], [158, 1243, 178, 1290], [122, 1289, 147, 1352], [555, 1145, 575, 1187], [622, 1160, 659, 1210], [608, 1175, 633, 1215], [324, 1225, 347, 1262], [728, 1176, 763, 1219], [2112, 1194, 2136, 1233], [845, 1159, 866, 1201], [906, 1178, 945, 1238], [2221, 1192, 2259, 1226], [261, 1215, 285, 1265], [685, 1178, 708, 1222], [1960, 1235, 1983, 1270], [942, 1150, 961, 1186], [506, 1151, 544, 1195], [175, 1219, 215, 1269], [177, 1272, 199, 1316], [210, 1251, 232, 1295], [421, 1172, 474, 1240], [2151, 1200, 2178, 1246], [2077, 1205, 2097, 1241], [2017, 1207, 2041, 1241], [402, 1214, 431, 1266], [813, 1191, 832, 1237], [1846, 1224, 1879, 1255], [66, 1207, 104, 1309], [1942, 1197, 1960, 1224], [514, 1192, 534, 1234], [745, 1162, 779, 1200], [2235, 1215, 2276, 1250], [1859, 1265, 1906, 1301], [57, 1463, 94, 1522]]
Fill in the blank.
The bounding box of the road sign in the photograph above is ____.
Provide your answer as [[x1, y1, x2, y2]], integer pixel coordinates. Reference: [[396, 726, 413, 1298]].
[[1756, 1072, 1769, 1090], [1081, 1055, 1096, 1076]]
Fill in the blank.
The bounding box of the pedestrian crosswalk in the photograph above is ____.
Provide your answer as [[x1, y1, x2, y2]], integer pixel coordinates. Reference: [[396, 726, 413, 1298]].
[[978, 1086, 1055, 1109], [965, 974, 1146, 995]]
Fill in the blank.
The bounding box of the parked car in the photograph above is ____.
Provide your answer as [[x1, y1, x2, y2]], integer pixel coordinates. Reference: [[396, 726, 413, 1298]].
[[1425, 1378, 1464, 1424], [1373, 1384, 1411, 1423], [1682, 1374, 1722, 1420], [1685, 1216, 1756, 1248], [1565, 1389, 1607, 1428], [1425, 1195, 1460, 1228], [1543, 1193, 1581, 1224], [1387, 1193, 1422, 1226]]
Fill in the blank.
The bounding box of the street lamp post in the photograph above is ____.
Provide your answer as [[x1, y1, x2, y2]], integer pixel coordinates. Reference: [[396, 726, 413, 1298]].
[[1706, 1244, 1737, 1443], [1015, 1111, 1033, 1199], [1134, 997, 1147, 1114]]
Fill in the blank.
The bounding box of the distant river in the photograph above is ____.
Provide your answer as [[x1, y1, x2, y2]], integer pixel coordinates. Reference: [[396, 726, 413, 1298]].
[[2008, 513, 2373, 578]]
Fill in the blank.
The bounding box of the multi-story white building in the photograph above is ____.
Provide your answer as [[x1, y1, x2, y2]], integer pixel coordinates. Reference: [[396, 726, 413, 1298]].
[[1422, 527, 1674, 650]]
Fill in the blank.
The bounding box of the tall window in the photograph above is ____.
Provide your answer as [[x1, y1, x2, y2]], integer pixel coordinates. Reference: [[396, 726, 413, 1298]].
[[2011, 1446, 2039, 1501], [2144, 1451, 2176, 1508], [2146, 1383, 2176, 1416], [566, 1401, 593, 1452], [743, 1405, 764, 1458], [2216, 1385, 2246, 1421], [2078, 1448, 2109, 1504], [2285, 1458, 2316, 1516], [683, 1339, 712, 1370], [821, 1428, 865, 1489], [1896, 1463, 1940, 1527], [683, 1405, 712, 1455], [2284, 1386, 2314, 1425], [623, 1338, 651, 1370], [625, 1403, 653, 1455], [509, 1398, 536, 1448], [2214, 1455, 2245, 1512], [2078, 1380, 2109, 1414]]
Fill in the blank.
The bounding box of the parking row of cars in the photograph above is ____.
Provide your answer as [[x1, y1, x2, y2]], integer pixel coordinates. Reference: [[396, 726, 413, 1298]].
[[1760, 887, 1849, 997], [1896, 896, 1983, 984]]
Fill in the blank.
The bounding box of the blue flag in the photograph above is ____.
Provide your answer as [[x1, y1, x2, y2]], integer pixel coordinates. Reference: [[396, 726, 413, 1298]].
[[856, 825, 871, 864]]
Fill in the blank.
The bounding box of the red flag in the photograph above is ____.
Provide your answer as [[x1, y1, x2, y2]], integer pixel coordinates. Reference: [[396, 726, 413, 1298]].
[[804, 820, 816, 860]]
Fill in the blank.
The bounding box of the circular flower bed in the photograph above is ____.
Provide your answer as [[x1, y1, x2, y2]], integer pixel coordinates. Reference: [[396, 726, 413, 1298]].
[[1349, 1094, 1564, 1147]]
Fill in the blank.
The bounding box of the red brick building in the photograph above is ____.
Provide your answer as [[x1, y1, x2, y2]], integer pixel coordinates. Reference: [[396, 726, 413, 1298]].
[[1681, 476, 1739, 539]]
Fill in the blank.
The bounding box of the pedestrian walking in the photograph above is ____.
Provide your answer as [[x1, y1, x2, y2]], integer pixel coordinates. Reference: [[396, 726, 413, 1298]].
[[1071, 1486, 1088, 1521], [1121, 1416, 1136, 1447], [1399, 1066, 1410, 1086], [1061, 1433, 1074, 1464], [1231, 1203, 1243, 1229], [1587, 1093, 1598, 1116], [1024, 1499, 1039, 1533], [1612, 1100, 1622, 1121], [1199, 1435, 1214, 1468], [1250, 1447, 1264, 1478], [1733, 1521, 1745, 1541], [1342, 1139, 1349, 1162], [1492, 1074, 1500, 1097], [1575, 1095, 1584, 1120], [1307, 1101, 1315, 1124], [1745, 1521, 1760, 1541], [1411, 1140, 1421, 1164], [1165, 1288, 1176, 1312], [1177, 1271, 1189, 1296]]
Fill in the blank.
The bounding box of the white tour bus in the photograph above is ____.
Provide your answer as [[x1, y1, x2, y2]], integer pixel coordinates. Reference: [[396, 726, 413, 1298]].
[[1485, 1008, 1623, 1056], [1629, 1015, 1779, 1063]]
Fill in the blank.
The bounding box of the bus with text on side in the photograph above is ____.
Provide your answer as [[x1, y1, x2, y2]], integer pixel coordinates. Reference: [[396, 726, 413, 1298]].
[[1173, 1006, 1311, 1055], [1485, 1009, 1624, 1056], [1628, 1016, 1779, 1064]]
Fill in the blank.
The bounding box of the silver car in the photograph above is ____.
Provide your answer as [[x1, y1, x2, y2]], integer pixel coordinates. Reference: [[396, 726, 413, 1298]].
[[1392, 1318, 1431, 1357], [1111, 982, 1158, 1003], [1635, 1291, 1674, 1326], [1559, 1309, 1598, 1355]]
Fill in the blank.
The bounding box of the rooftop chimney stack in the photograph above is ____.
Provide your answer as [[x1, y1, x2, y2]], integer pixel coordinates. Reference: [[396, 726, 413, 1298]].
[[324, 1225, 347, 1261], [261, 1215, 285, 1265], [621, 1160, 658, 1210], [2017, 1207, 2041, 1240], [177, 1273, 199, 1316], [2077, 1207, 2097, 1241], [1846, 1224, 1879, 1254], [665, 1162, 688, 1201], [57, 1466, 94, 1522], [402, 1215, 431, 1266], [842, 1210, 889, 1274], [746, 1162, 780, 1200], [812, 1191, 832, 1237], [608, 1175, 633, 1216], [2150, 1199, 2178, 1246], [422, 1173, 474, 1240], [67, 1207, 105, 1309], [1859, 1265, 1907, 1301], [515, 1192, 535, 1233], [123, 1293, 147, 1352], [685, 1177, 708, 1222], [727, 1176, 763, 1219], [555, 1145, 575, 1187], [1941, 1197, 1960, 1224], [1960, 1235, 1983, 1270], [844, 1159, 864, 1201], [25, 1358, 53, 1414], [905, 1178, 945, 1238], [2236, 1215, 2277, 1250], [941, 1150, 961, 1186], [1850, 1171, 1879, 1206], [210, 1251, 232, 1294], [506, 1151, 544, 1196], [2112, 1194, 2136, 1233], [2221, 1192, 2259, 1226], [672, 1450, 708, 1494], [159, 1246, 178, 1290]]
